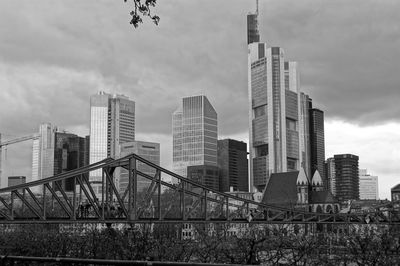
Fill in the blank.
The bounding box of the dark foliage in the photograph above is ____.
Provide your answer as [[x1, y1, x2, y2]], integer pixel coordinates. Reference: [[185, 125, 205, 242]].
[[124, 0, 160, 28]]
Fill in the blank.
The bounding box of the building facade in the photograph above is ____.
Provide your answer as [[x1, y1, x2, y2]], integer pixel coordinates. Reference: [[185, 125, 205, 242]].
[[309, 108, 326, 188], [53, 132, 88, 191], [172, 95, 218, 179], [217, 139, 248, 192], [359, 169, 379, 200], [31, 123, 57, 193], [89, 91, 135, 194], [334, 154, 359, 202], [8, 176, 26, 187], [119, 141, 160, 194], [187, 165, 219, 192], [325, 157, 336, 196], [248, 43, 310, 191]]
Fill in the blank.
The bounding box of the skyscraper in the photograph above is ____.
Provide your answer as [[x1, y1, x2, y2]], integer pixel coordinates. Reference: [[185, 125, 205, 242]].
[[31, 123, 57, 192], [119, 141, 160, 194], [53, 132, 88, 191], [172, 95, 218, 179], [89, 92, 135, 194], [325, 157, 336, 196], [217, 139, 248, 192], [248, 43, 309, 191], [359, 169, 379, 200], [334, 154, 359, 202], [310, 108, 326, 188]]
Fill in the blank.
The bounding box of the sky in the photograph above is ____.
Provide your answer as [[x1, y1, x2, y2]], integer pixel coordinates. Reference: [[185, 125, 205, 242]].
[[0, 0, 399, 199]]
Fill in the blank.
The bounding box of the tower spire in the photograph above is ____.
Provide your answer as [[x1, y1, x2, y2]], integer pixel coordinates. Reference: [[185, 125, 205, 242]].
[[256, 0, 259, 15]]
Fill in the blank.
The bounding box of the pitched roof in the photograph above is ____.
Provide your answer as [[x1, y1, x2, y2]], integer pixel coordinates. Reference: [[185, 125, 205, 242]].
[[391, 184, 400, 191], [261, 171, 299, 206], [310, 190, 337, 204], [297, 167, 309, 185], [312, 170, 323, 186]]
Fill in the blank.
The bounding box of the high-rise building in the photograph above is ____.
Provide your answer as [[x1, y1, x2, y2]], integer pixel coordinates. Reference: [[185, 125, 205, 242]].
[[310, 108, 326, 188], [248, 43, 310, 191], [325, 157, 336, 196], [53, 132, 88, 191], [359, 169, 379, 200], [31, 123, 57, 192], [31, 123, 89, 193], [172, 95, 218, 179], [217, 139, 248, 192], [187, 165, 219, 191], [119, 141, 160, 194], [8, 176, 26, 187], [247, 10, 260, 44], [334, 154, 359, 202], [89, 91, 135, 194]]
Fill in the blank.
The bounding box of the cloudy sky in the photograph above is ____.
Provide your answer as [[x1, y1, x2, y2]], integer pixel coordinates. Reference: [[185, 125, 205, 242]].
[[0, 0, 399, 199]]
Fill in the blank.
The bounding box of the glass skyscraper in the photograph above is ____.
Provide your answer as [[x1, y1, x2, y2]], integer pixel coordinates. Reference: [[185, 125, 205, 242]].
[[248, 43, 310, 192], [89, 91, 135, 195], [31, 123, 57, 193], [172, 95, 218, 179]]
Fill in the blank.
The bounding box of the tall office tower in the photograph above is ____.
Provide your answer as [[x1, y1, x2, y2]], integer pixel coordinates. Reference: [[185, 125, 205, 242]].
[[326, 157, 336, 196], [248, 43, 307, 191], [299, 93, 312, 177], [31, 123, 57, 191], [217, 139, 248, 192], [172, 95, 218, 179], [334, 154, 359, 202], [187, 165, 219, 191], [89, 91, 135, 194], [309, 108, 326, 188], [247, 2, 260, 44], [53, 132, 88, 191], [359, 169, 379, 200], [119, 141, 160, 194]]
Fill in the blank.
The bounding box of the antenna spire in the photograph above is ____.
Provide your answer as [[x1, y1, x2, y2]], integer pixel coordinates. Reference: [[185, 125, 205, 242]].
[[256, 0, 259, 15]]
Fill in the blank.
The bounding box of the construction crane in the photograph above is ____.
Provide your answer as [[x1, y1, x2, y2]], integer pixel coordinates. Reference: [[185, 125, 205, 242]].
[[0, 133, 40, 186]]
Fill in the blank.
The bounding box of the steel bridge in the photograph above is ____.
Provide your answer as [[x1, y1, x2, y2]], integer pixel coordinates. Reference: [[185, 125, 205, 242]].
[[0, 154, 398, 225]]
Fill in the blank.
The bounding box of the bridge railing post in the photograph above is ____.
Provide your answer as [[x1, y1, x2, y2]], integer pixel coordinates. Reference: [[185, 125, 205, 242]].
[[128, 158, 137, 221]]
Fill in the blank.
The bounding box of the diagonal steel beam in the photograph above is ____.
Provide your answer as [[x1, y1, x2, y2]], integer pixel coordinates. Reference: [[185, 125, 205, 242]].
[[104, 167, 128, 218], [44, 184, 72, 218], [54, 181, 73, 211], [25, 187, 43, 213], [76, 176, 100, 218], [0, 208, 11, 220], [0, 196, 11, 211], [13, 190, 43, 220], [81, 173, 101, 208]]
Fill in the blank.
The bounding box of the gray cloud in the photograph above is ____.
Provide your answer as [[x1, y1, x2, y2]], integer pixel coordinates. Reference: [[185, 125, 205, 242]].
[[0, 1, 399, 185]]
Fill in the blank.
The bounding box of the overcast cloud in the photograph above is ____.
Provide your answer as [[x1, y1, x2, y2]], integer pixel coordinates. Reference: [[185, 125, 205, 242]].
[[0, 0, 399, 198]]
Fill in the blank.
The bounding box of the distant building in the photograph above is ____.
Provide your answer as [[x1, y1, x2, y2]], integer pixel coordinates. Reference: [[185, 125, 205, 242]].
[[359, 169, 379, 200], [89, 91, 135, 195], [247, 11, 260, 44], [187, 165, 219, 192], [334, 154, 359, 203], [8, 176, 26, 187], [260, 168, 339, 213], [119, 141, 160, 194], [172, 95, 218, 179], [325, 157, 336, 196], [31, 123, 89, 193], [53, 132, 88, 191], [31, 123, 57, 185], [391, 184, 400, 201], [309, 108, 326, 188], [217, 139, 248, 192]]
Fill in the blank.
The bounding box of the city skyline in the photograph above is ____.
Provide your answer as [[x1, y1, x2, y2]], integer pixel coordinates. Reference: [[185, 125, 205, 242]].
[[0, 1, 399, 199]]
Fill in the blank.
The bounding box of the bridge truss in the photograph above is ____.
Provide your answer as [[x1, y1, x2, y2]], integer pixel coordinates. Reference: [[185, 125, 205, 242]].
[[0, 154, 398, 225]]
